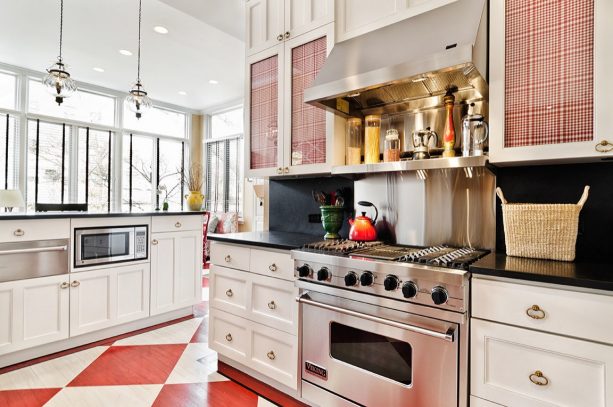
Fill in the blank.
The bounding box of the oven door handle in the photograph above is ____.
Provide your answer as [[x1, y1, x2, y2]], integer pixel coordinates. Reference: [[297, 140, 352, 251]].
[[297, 293, 455, 342], [0, 245, 68, 256]]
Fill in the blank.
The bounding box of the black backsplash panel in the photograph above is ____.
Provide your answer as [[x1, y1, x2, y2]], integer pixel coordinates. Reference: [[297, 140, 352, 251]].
[[495, 162, 613, 261], [269, 177, 355, 238]]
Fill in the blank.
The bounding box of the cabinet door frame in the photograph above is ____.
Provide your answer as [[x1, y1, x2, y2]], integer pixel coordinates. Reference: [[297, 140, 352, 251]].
[[244, 44, 286, 178], [489, 0, 613, 164], [246, 0, 285, 56], [282, 23, 344, 175], [285, 0, 335, 39], [69, 268, 115, 337]]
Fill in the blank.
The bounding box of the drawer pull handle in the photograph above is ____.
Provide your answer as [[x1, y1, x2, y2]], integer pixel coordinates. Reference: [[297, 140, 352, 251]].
[[526, 304, 546, 319], [267, 350, 276, 360], [175, 222, 182, 228], [71, 280, 80, 288], [595, 140, 613, 153], [226, 289, 233, 297], [277, 34, 283, 41], [60, 282, 69, 289], [151, 239, 158, 245], [268, 301, 276, 310], [13, 229, 24, 237], [269, 263, 277, 272], [225, 333, 233, 342], [284, 31, 290, 39], [224, 255, 231, 263], [276, 167, 283, 174], [529, 370, 549, 386]]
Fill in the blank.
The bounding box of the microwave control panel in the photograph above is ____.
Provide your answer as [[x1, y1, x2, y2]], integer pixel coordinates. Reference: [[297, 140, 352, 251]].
[[135, 226, 148, 259]]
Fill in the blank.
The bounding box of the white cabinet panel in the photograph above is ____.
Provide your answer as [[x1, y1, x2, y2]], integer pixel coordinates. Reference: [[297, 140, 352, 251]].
[[210, 242, 251, 271], [70, 269, 113, 336], [151, 215, 202, 233], [116, 264, 150, 323], [210, 265, 249, 314], [249, 248, 294, 281], [286, 0, 334, 38], [0, 219, 69, 243], [0, 288, 12, 350], [250, 273, 297, 334], [151, 235, 175, 314], [210, 308, 249, 361], [246, 0, 285, 56], [175, 233, 201, 308]]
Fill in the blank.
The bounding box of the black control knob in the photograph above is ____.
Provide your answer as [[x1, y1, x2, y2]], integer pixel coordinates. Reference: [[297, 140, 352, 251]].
[[431, 286, 449, 305], [317, 267, 330, 281], [383, 275, 400, 291], [360, 271, 374, 287], [401, 281, 418, 298], [297, 264, 311, 278], [344, 272, 358, 287]]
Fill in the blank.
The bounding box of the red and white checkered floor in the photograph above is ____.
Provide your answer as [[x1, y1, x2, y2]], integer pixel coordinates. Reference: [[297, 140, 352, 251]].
[[0, 277, 278, 407]]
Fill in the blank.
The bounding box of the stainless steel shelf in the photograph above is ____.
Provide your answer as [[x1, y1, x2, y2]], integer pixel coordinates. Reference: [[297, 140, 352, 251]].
[[331, 155, 489, 175]]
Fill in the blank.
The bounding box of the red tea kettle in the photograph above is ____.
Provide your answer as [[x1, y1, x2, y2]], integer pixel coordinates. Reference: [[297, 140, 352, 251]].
[[349, 201, 378, 241]]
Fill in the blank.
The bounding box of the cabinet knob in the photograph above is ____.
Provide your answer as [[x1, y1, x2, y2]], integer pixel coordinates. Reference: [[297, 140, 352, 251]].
[[284, 31, 290, 39], [175, 222, 182, 228], [224, 254, 231, 263], [267, 350, 276, 360], [276, 167, 283, 174], [71, 280, 80, 288], [60, 282, 69, 289], [268, 263, 277, 272], [268, 300, 276, 310], [225, 289, 233, 297], [595, 140, 613, 153], [283, 167, 289, 174], [277, 34, 283, 41], [225, 333, 233, 342], [529, 370, 549, 386], [151, 239, 158, 245], [526, 304, 546, 319], [13, 229, 24, 237]]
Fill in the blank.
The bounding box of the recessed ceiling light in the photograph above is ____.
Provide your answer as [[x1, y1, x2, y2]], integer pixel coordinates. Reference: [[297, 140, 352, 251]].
[[93, 67, 105, 73], [154, 26, 169, 34], [209, 79, 219, 85], [119, 49, 133, 56], [178, 91, 187, 95]]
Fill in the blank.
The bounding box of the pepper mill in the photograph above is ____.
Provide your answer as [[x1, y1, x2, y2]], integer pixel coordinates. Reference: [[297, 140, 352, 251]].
[[442, 90, 456, 157]]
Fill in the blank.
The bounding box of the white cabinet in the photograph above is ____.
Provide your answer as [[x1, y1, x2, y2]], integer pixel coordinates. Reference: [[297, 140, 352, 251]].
[[0, 275, 69, 356], [150, 230, 202, 316], [489, 0, 613, 164], [0, 219, 69, 243], [69, 264, 150, 337], [335, 0, 456, 43], [246, 0, 333, 56]]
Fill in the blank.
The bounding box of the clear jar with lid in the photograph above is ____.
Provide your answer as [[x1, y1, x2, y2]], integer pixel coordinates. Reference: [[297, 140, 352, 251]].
[[384, 129, 400, 162], [364, 114, 381, 164], [345, 118, 363, 165]]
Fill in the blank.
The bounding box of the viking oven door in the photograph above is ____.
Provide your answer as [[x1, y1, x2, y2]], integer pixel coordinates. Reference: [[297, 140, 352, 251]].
[[299, 291, 459, 407]]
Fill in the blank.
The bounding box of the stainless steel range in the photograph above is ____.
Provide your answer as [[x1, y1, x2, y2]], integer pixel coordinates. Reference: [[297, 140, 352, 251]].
[[292, 240, 488, 407]]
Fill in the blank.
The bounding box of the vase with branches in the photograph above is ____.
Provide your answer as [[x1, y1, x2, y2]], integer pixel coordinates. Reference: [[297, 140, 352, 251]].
[[183, 163, 204, 211]]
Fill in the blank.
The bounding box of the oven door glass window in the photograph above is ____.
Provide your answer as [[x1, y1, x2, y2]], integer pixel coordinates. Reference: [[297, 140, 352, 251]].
[[81, 232, 130, 260], [330, 322, 412, 385]]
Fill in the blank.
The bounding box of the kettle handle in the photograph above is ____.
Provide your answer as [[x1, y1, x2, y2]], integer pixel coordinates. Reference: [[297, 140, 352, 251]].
[[428, 130, 439, 147], [473, 122, 489, 144], [357, 201, 378, 225]]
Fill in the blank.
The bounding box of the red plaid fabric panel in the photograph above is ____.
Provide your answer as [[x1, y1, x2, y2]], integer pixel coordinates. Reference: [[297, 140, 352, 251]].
[[291, 36, 327, 165], [505, 0, 594, 147], [250, 55, 279, 169]]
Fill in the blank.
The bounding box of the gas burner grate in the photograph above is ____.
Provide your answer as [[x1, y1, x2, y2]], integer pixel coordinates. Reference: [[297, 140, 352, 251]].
[[302, 240, 383, 255], [349, 245, 422, 261], [399, 246, 489, 270]]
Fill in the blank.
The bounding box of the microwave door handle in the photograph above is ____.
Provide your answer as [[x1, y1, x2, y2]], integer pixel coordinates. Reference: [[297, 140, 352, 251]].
[[0, 245, 68, 256], [297, 293, 455, 342]]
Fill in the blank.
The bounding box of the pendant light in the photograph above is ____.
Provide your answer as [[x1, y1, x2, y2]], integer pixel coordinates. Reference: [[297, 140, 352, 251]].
[[43, 0, 77, 105], [126, 0, 152, 119]]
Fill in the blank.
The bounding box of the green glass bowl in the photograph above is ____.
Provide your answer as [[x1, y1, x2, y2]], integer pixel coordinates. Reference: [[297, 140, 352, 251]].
[[320, 205, 344, 240]]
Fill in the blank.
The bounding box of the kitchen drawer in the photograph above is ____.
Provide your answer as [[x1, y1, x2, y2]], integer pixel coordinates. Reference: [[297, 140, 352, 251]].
[[249, 248, 294, 281], [210, 308, 249, 362], [473, 278, 613, 345], [251, 322, 298, 389], [210, 265, 248, 314], [151, 215, 202, 233], [471, 319, 613, 407], [250, 273, 298, 334], [0, 219, 69, 243], [210, 242, 250, 270], [470, 396, 503, 407]]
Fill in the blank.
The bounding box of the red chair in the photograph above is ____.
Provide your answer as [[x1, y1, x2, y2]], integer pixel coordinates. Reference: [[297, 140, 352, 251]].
[[202, 211, 210, 269]]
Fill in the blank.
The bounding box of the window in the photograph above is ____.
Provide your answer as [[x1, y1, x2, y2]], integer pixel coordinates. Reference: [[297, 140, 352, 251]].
[[26, 120, 70, 210], [78, 128, 113, 212], [123, 103, 186, 138], [0, 71, 17, 110], [205, 107, 243, 214], [0, 114, 19, 189], [122, 134, 155, 212], [28, 79, 115, 126], [158, 139, 185, 210]]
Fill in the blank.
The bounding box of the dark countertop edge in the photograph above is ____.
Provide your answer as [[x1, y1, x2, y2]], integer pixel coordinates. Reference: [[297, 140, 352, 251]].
[[0, 211, 207, 220], [208, 231, 320, 251]]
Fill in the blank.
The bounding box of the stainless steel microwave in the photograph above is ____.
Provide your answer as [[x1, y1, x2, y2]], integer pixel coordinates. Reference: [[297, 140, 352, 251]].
[[74, 225, 148, 267]]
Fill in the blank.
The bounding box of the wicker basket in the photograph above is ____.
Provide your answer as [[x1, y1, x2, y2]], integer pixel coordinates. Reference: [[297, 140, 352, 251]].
[[496, 186, 590, 262]]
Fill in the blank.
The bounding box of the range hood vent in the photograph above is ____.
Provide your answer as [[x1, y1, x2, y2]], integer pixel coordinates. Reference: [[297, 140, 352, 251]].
[[304, 0, 488, 118]]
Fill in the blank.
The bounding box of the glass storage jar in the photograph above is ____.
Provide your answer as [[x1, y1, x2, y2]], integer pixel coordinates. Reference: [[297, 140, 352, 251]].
[[345, 118, 363, 165], [384, 129, 400, 162], [364, 115, 381, 164]]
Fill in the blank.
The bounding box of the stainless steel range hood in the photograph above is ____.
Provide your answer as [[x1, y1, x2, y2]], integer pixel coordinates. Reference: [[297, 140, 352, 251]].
[[304, 0, 488, 118]]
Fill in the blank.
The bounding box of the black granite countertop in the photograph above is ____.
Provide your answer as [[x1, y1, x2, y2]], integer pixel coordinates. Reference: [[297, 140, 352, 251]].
[[208, 231, 320, 250], [0, 211, 207, 220], [470, 253, 613, 291]]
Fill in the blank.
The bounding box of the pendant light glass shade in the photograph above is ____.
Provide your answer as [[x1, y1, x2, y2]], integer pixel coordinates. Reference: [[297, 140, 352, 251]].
[[126, 81, 152, 119], [43, 59, 77, 105]]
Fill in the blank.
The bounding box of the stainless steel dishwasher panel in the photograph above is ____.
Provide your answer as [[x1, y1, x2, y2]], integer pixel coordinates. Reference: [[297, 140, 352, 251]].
[[0, 239, 69, 282]]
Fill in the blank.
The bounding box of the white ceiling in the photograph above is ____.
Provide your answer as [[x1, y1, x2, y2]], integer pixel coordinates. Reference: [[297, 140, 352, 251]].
[[0, 0, 246, 111]]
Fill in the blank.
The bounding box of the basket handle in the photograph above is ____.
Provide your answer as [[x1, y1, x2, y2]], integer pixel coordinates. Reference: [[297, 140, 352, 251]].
[[577, 185, 590, 208], [495, 187, 508, 204]]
